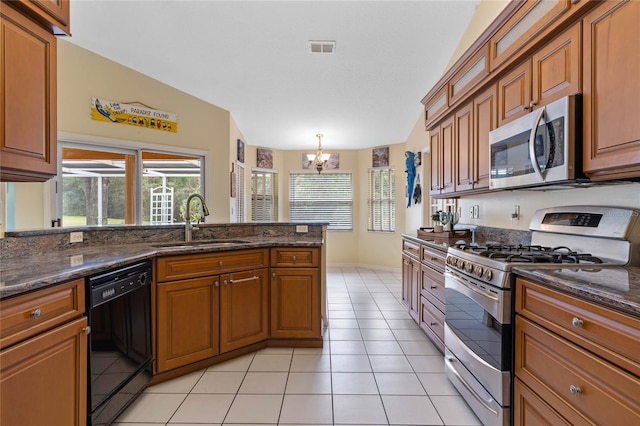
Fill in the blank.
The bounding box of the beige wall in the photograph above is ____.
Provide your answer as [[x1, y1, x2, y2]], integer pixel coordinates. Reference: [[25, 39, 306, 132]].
[[57, 40, 233, 223]]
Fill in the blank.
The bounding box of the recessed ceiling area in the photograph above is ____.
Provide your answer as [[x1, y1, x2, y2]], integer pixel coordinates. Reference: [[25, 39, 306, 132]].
[[67, 1, 481, 151]]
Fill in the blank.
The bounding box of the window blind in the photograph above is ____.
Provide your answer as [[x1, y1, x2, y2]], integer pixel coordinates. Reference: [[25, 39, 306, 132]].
[[251, 170, 277, 222], [367, 167, 395, 232], [289, 172, 353, 230], [234, 162, 245, 222]]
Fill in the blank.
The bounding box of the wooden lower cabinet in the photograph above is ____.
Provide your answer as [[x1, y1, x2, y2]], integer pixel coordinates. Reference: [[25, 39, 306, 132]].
[[156, 276, 220, 372], [515, 277, 640, 424], [0, 278, 87, 426], [220, 268, 269, 352], [271, 267, 320, 339]]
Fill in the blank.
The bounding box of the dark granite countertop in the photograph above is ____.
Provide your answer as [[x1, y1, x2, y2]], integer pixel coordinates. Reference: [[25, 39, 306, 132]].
[[401, 234, 466, 253], [0, 237, 322, 300], [513, 266, 640, 318]]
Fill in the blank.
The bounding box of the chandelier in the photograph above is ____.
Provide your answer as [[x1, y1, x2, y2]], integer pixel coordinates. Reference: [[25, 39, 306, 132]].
[[307, 133, 331, 173]]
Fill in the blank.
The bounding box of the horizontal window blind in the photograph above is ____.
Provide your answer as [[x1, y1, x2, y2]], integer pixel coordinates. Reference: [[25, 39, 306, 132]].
[[368, 167, 395, 232], [289, 172, 353, 230]]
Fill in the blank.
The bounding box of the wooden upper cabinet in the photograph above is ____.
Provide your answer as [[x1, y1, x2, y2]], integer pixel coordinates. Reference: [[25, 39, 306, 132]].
[[489, 0, 570, 71], [472, 84, 497, 190], [429, 126, 441, 195], [498, 59, 532, 126], [0, 3, 58, 182], [532, 24, 581, 108], [449, 44, 489, 105], [13, 0, 71, 35], [424, 85, 448, 130], [455, 102, 474, 192], [582, 0, 640, 180], [440, 116, 455, 195]]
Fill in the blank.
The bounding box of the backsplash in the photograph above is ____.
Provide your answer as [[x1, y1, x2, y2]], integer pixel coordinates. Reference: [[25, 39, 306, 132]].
[[0, 223, 325, 260]]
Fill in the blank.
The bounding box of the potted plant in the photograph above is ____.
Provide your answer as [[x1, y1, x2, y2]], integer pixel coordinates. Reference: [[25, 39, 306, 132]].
[[431, 210, 444, 232]]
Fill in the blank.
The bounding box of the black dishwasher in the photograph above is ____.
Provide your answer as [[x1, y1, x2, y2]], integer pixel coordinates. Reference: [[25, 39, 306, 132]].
[[86, 260, 153, 426]]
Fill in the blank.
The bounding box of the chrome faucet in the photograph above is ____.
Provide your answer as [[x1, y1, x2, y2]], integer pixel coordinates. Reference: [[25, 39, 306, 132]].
[[185, 193, 210, 242]]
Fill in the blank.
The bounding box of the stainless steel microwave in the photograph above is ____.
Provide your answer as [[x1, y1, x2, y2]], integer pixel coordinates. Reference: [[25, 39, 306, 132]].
[[489, 95, 584, 190]]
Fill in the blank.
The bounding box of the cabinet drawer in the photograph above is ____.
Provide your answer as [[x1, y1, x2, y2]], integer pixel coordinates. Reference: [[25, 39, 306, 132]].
[[157, 249, 269, 282], [420, 296, 445, 353], [515, 316, 640, 424], [270, 247, 319, 267], [0, 279, 85, 349], [402, 239, 420, 260], [421, 264, 445, 311], [516, 277, 640, 377], [421, 246, 446, 271]]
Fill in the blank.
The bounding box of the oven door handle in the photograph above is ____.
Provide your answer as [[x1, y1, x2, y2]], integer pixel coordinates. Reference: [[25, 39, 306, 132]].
[[445, 355, 499, 416], [528, 106, 547, 181], [444, 271, 502, 321]]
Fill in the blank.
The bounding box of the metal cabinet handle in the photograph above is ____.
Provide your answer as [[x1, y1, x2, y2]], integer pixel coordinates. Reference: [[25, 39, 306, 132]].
[[214, 280, 219, 287], [218, 261, 223, 266], [223, 280, 229, 286], [430, 285, 437, 289], [430, 322, 437, 326], [30, 309, 42, 319], [292, 255, 297, 262], [229, 275, 259, 284], [272, 272, 276, 277], [569, 385, 582, 396], [571, 317, 584, 328], [82, 326, 91, 335]]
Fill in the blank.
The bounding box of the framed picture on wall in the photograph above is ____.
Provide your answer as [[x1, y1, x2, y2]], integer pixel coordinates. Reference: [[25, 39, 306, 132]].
[[237, 139, 245, 163], [372, 147, 389, 167], [257, 148, 273, 169]]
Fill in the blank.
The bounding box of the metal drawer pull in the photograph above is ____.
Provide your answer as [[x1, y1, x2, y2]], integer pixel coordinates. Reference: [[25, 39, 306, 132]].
[[214, 280, 219, 287], [571, 317, 584, 328], [82, 326, 91, 335], [218, 261, 223, 266], [223, 280, 229, 286], [30, 309, 42, 319], [569, 385, 582, 396], [229, 275, 259, 284], [430, 322, 437, 326], [292, 255, 297, 261], [430, 285, 437, 289]]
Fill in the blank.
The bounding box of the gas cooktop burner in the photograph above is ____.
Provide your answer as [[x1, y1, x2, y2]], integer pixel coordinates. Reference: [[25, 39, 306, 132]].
[[453, 243, 604, 264]]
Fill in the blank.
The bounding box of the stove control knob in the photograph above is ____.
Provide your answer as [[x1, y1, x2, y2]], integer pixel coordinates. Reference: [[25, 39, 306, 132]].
[[446, 255, 454, 265], [483, 270, 493, 281], [474, 266, 484, 278], [458, 260, 465, 269], [465, 263, 473, 273]]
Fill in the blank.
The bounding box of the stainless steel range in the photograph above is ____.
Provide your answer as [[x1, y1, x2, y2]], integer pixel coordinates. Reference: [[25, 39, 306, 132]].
[[443, 206, 640, 426]]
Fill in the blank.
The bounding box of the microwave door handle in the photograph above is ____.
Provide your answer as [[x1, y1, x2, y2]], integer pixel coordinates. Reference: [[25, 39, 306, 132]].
[[528, 107, 547, 180]]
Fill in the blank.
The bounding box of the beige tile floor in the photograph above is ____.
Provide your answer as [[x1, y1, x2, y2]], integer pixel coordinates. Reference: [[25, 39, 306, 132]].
[[114, 266, 482, 425]]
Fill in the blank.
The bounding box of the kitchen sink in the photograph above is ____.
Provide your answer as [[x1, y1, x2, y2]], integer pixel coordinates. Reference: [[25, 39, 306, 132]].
[[150, 239, 252, 248]]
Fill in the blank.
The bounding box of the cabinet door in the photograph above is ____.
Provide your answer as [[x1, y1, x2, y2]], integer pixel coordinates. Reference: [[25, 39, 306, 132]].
[[270, 268, 321, 339], [156, 277, 219, 372], [532, 24, 581, 108], [472, 84, 497, 190], [401, 254, 412, 310], [498, 59, 532, 126], [408, 257, 421, 323], [440, 116, 456, 195], [13, 0, 71, 35], [583, 0, 640, 179], [1, 317, 87, 426], [429, 127, 442, 195], [514, 378, 576, 426], [455, 102, 474, 192], [220, 269, 269, 352], [0, 4, 57, 182]]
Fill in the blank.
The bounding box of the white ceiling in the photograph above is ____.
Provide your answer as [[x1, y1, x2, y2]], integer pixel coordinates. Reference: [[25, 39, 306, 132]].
[[67, 0, 480, 151]]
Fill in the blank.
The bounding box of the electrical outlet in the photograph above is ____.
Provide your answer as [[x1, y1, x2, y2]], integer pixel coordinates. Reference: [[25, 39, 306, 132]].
[[472, 205, 480, 219], [511, 205, 520, 221], [69, 231, 83, 243], [296, 225, 309, 233], [69, 254, 84, 267]]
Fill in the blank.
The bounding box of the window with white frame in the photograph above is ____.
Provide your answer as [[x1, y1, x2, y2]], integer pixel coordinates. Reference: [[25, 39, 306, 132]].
[[251, 170, 278, 222], [367, 167, 395, 232], [289, 172, 352, 230]]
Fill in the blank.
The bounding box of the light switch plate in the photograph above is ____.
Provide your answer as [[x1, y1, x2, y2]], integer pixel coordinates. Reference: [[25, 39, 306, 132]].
[[296, 225, 309, 233]]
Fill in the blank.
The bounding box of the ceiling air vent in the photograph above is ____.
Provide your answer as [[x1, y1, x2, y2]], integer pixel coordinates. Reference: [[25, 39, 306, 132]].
[[309, 40, 335, 54]]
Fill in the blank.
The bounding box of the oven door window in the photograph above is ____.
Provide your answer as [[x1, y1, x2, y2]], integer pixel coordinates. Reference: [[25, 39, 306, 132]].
[[445, 287, 511, 371]]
